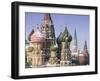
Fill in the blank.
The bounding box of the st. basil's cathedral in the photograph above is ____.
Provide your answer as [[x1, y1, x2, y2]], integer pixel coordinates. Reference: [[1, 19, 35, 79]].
[[25, 13, 89, 68]]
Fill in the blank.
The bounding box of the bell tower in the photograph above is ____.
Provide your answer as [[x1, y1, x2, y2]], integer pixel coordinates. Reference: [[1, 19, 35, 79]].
[[83, 40, 89, 65]]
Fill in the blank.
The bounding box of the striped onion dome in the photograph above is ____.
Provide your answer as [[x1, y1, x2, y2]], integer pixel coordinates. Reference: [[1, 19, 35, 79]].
[[30, 29, 45, 43]]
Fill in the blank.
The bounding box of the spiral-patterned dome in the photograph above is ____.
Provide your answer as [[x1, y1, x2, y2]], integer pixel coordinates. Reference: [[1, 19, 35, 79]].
[[56, 32, 62, 44], [57, 27, 72, 42]]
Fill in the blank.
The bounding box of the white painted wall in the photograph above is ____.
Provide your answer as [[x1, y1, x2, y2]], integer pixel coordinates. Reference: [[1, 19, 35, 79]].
[[0, 0, 99, 81]]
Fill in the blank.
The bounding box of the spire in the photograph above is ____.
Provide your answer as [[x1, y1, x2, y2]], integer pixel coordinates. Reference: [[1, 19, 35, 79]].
[[74, 29, 77, 45], [84, 40, 87, 50], [70, 29, 78, 52], [43, 13, 53, 24], [83, 40, 89, 65], [74, 29, 77, 40], [43, 13, 51, 21]]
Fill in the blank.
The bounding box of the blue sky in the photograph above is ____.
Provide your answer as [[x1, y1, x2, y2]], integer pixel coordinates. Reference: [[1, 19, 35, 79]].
[[25, 12, 89, 52]]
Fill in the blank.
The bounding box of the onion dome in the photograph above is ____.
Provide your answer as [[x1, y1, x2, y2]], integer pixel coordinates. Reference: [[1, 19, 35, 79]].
[[60, 27, 72, 42], [50, 45, 57, 52], [30, 29, 45, 43], [67, 35, 72, 42], [27, 46, 34, 52], [28, 29, 34, 41], [56, 32, 62, 44]]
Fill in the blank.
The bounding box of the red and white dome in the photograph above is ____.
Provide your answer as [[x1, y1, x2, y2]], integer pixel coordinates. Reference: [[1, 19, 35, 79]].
[[30, 29, 45, 43]]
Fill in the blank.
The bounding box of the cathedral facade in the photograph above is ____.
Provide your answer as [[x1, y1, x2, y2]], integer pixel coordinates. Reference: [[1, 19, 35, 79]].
[[25, 13, 89, 68]]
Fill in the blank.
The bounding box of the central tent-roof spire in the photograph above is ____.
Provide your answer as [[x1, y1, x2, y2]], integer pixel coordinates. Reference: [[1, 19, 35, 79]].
[[43, 13, 51, 20], [43, 13, 53, 24]]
